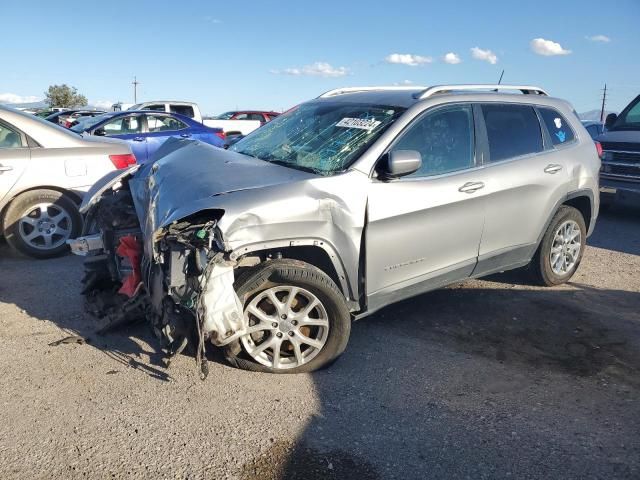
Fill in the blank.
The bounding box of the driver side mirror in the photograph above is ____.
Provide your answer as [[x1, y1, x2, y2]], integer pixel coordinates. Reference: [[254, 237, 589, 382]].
[[379, 150, 422, 179], [94, 128, 106, 136], [604, 113, 617, 130]]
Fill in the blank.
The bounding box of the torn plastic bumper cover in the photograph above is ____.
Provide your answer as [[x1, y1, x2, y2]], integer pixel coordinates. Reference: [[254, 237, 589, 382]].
[[73, 139, 254, 376]]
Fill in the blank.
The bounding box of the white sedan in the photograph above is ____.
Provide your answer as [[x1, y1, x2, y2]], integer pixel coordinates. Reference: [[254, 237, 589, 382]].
[[0, 105, 135, 258]]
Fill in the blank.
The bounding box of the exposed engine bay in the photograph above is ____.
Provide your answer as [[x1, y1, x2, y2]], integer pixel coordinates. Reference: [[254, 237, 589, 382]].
[[70, 137, 364, 375], [76, 177, 248, 380]]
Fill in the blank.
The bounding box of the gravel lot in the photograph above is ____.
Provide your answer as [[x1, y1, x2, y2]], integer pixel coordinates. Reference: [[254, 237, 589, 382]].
[[0, 207, 639, 479]]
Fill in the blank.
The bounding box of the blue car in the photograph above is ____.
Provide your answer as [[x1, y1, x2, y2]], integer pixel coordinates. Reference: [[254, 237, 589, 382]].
[[71, 111, 225, 163]]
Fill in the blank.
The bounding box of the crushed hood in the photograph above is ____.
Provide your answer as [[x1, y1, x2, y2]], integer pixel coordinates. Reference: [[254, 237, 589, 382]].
[[126, 138, 316, 248]]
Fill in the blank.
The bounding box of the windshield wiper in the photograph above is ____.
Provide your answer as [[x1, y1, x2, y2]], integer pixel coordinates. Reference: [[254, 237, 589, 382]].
[[234, 149, 257, 159], [267, 159, 322, 175]]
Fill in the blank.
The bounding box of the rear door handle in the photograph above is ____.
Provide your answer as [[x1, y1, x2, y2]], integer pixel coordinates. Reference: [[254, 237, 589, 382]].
[[133, 137, 145, 142], [180, 133, 191, 138], [544, 164, 563, 174], [0, 165, 13, 172], [458, 181, 485, 194]]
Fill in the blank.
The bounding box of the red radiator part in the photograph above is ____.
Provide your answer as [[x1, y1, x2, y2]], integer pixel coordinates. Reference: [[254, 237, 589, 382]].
[[116, 235, 142, 297]]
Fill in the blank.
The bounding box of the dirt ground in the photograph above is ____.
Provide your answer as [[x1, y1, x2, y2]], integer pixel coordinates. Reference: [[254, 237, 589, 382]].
[[0, 206, 639, 479]]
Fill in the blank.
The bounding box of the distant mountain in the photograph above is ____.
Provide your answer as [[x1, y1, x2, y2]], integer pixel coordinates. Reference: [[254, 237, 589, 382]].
[[5, 100, 48, 109], [2, 100, 105, 111], [578, 109, 616, 122]]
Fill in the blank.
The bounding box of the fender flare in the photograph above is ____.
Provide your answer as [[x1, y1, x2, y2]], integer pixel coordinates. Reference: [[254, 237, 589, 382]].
[[534, 189, 595, 250], [228, 237, 356, 305]]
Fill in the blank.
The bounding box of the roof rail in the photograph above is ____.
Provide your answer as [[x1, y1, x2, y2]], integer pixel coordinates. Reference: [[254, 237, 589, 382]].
[[318, 86, 425, 98], [414, 84, 548, 99]]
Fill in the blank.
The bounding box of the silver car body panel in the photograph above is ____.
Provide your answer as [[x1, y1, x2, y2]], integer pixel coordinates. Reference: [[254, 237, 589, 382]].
[[79, 87, 600, 317], [0, 106, 131, 222]]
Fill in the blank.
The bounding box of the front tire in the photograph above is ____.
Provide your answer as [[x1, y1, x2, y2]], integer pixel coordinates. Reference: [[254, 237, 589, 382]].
[[224, 259, 351, 373], [3, 189, 81, 259], [530, 205, 586, 286]]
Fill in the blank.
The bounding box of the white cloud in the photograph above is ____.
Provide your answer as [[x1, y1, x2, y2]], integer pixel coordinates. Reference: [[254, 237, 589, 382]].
[[443, 52, 462, 64], [90, 100, 115, 110], [385, 53, 432, 67], [393, 80, 414, 86], [271, 62, 349, 77], [470, 47, 498, 64], [0, 93, 42, 104], [587, 34, 610, 43], [204, 16, 222, 24], [530, 38, 572, 56]]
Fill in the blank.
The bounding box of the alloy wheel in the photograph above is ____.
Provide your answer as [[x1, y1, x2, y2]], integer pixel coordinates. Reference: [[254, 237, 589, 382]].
[[18, 203, 73, 251], [240, 286, 330, 370], [549, 219, 582, 275]]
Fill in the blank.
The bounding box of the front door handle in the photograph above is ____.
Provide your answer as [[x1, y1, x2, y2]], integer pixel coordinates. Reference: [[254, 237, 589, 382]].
[[0, 165, 13, 172], [458, 181, 485, 194], [544, 164, 563, 174], [180, 133, 191, 138], [133, 137, 145, 142]]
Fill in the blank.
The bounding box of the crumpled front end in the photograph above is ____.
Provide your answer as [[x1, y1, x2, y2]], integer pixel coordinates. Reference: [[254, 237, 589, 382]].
[[71, 138, 261, 378], [70, 136, 364, 376]]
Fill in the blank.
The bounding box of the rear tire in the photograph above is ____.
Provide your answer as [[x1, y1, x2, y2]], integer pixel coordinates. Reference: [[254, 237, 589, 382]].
[[224, 259, 351, 373], [3, 189, 81, 259], [529, 205, 586, 286]]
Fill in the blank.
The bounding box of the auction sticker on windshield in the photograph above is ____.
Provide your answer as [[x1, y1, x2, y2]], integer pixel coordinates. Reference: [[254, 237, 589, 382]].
[[336, 117, 382, 131]]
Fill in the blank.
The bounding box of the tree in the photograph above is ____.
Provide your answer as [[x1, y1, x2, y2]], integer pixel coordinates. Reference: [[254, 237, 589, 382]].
[[44, 84, 88, 108]]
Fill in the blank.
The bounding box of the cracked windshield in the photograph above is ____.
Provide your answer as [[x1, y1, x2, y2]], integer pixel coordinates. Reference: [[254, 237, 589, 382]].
[[231, 102, 405, 174]]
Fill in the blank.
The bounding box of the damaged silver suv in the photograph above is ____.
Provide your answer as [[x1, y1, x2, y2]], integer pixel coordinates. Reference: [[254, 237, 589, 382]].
[[71, 85, 600, 375]]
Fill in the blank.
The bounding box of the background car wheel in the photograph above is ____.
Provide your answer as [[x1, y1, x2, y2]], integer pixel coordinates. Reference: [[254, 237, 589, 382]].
[[3, 189, 81, 259], [530, 205, 586, 286], [224, 259, 351, 374]]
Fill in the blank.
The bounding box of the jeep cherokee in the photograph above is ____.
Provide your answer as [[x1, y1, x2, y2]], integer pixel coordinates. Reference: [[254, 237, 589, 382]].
[[70, 84, 601, 375]]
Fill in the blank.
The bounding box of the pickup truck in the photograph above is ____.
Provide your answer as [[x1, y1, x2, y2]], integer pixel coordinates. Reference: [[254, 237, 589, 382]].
[[598, 94, 640, 206], [126, 101, 204, 123], [119, 101, 269, 136], [202, 110, 280, 136]]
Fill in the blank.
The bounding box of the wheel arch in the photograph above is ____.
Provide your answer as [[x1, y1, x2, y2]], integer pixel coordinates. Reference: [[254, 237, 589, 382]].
[[230, 239, 358, 310], [532, 189, 594, 255], [563, 190, 593, 234]]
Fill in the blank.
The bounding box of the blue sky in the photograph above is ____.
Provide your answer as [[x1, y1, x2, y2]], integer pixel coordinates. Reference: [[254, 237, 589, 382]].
[[2, 0, 639, 115]]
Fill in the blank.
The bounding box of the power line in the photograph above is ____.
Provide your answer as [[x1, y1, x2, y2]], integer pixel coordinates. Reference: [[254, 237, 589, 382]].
[[132, 76, 140, 103], [600, 83, 607, 123]]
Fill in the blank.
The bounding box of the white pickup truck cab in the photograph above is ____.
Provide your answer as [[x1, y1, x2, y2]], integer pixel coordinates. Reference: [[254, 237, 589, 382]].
[[127, 101, 204, 123]]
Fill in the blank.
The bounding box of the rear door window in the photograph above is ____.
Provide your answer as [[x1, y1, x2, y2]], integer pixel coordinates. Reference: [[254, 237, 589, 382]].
[[101, 115, 143, 135], [0, 123, 25, 149], [538, 108, 576, 146], [169, 105, 195, 118], [142, 104, 166, 112], [481, 104, 544, 162], [146, 115, 188, 132]]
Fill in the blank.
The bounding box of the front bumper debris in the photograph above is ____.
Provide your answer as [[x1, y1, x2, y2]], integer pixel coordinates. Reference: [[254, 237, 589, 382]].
[[199, 258, 246, 346], [67, 234, 104, 256]]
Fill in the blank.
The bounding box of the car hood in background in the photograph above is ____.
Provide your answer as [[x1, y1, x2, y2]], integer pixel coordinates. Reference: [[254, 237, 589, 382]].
[[598, 129, 640, 146]]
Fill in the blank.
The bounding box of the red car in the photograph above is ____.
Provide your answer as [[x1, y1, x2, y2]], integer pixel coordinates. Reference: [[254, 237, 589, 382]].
[[214, 110, 280, 124]]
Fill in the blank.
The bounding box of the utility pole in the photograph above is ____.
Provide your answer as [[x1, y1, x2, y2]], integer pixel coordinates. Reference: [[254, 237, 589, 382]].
[[600, 83, 607, 124], [132, 76, 140, 103]]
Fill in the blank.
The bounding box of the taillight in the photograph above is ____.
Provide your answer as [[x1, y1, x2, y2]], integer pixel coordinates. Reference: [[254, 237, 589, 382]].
[[215, 131, 226, 140], [595, 141, 604, 159], [109, 153, 137, 169]]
